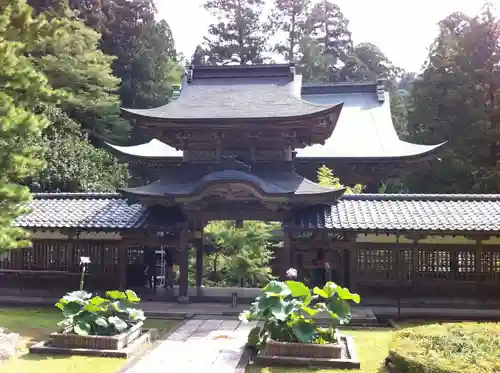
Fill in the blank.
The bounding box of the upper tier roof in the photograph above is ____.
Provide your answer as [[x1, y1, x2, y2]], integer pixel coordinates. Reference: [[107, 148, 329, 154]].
[[296, 82, 445, 159], [107, 67, 445, 162], [121, 64, 340, 122]]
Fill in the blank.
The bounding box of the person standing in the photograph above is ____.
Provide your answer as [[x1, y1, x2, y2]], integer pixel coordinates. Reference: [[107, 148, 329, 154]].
[[143, 248, 157, 292], [312, 249, 331, 287]]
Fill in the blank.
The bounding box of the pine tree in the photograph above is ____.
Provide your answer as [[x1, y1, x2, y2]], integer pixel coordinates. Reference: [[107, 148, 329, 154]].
[[268, 0, 310, 62], [202, 0, 267, 64], [0, 0, 64, 251], [300, 1, 353, 82]]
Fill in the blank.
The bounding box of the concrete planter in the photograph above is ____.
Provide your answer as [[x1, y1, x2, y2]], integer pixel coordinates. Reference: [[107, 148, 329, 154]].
[[264, 339, 343, 359], [50, 321, 143, 350]]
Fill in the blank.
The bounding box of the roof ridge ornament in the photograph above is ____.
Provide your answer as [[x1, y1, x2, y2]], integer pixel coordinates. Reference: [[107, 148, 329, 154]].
[[376, 78, 385, 103]]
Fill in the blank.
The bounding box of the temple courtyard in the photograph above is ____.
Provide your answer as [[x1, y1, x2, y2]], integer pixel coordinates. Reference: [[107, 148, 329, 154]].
[[0, 302, 498, 373]]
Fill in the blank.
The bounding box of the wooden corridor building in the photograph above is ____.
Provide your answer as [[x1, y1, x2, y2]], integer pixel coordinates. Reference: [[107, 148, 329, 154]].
[[0, 64, 499, 301]]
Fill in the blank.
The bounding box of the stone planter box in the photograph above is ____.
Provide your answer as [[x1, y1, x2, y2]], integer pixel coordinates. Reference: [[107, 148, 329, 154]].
[[264, 339, 342, 359], [50, 321, 143, 350], [254, 336, 360, 369]]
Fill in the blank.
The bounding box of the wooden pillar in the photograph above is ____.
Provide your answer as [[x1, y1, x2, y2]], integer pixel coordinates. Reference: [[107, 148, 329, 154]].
[[475, 240, 482, 300], [348, 245, 358, 291], [67, 233, 75, 273], [118, 242, 128, 290], [283, 231, 293, 278], [178, 224, 189, 301], [196, 244, 204, 294]]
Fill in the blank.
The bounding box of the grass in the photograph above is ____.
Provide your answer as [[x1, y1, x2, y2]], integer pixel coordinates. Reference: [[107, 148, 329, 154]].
[[246, 328, 393, 373], [0, 307, 179, 373]]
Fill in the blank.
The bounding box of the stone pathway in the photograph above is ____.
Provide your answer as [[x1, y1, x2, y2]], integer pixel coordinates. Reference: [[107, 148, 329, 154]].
[[123, 319, 257, 373]]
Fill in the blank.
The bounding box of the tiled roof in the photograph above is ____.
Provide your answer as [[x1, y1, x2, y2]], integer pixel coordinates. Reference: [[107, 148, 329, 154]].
[[122, 64, 340, 121], [120, 163, 344, 201], [13, 193, 500, 233], [287, 194, 500, 233], [13, 193, 181, 230]]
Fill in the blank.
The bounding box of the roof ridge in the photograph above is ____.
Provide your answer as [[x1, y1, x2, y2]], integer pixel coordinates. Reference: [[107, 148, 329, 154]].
[[340, 193, 500, 202], [33, 192, 123, 200]]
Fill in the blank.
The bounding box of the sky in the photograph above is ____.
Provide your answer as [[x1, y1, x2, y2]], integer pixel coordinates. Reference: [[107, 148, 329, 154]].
[[157, 0, 498, 73]]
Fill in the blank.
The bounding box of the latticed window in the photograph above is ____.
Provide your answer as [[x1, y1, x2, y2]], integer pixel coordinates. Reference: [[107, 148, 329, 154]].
[[357, 249, 392, 280]]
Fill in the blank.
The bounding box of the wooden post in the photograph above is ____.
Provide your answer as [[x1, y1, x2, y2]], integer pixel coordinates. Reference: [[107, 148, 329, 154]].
[[475, 241, 482, 300], [178, 224, 189, 301], [67, 232, 75, 273], [348, 245, 358, 291], [118, 242, 128, 290], [196, 244, 203, 294]]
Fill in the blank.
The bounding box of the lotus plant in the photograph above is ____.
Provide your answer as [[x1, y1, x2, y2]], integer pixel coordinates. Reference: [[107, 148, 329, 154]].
[[240, 269, 360, 349]]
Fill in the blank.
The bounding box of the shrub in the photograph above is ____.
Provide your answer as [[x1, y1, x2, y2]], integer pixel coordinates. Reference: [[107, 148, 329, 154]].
[[239, 278, 360, 349], [389, 322, 500, 373], [55, 289, 146, 336]]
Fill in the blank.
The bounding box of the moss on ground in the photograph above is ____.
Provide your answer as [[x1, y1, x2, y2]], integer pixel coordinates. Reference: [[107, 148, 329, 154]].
[[390, 322, 500, 373]]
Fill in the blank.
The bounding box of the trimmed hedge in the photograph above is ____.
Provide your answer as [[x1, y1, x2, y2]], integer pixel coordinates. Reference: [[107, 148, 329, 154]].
[[389, 322, 500, 373]]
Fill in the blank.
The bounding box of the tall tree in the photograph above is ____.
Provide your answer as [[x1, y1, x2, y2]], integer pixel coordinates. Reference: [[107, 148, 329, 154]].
[[268, 0, 310, 62], [31, 0, 180, 112], [406, 7, 500, 193], [8, 0, 129, 190], [34, 11, 128, 140], [202, 0, 267, 64], [0, 0, 64, 250], [299, 0, 352, 82]]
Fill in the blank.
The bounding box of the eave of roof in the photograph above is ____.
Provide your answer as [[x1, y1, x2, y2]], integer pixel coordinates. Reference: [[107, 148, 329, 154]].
[[118, 168, 346, 203], [297, 86, 446, 160], [287, 193, 500, 233], [103, 138, 183, 158], [13, 193, 182, 231], [10, 193, 500, 233]]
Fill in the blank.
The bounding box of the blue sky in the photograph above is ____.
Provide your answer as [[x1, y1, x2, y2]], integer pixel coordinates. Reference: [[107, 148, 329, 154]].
[[157, 0, 496, 72]]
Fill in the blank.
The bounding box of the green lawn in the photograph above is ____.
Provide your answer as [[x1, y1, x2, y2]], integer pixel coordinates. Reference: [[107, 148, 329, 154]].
[[0, 307, 179, 373], [247, 328, 393, 373]]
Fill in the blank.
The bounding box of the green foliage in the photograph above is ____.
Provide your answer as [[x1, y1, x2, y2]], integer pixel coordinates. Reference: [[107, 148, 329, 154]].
[[27, 107, 128, 192], [240, 279, 360, 348], [6, 2, 128, 141], [201, 221, 277, 287], [406, 7, 500, 193], [201, 0, 267, 64], [267, 0, 310, 63], [33, 13, 127, 140], [390, 323, 500, 373], [0, 0, 65, 252], [55, 289, 146, 336], [71, 0, 179, 111], [317, 165, 363, 194]]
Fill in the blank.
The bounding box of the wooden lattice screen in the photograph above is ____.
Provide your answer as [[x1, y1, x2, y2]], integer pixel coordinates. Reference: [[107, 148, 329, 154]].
[[355, 245, 500, 297]]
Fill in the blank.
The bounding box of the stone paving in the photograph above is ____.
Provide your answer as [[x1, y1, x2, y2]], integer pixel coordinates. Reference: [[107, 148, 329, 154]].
[[123, 319, 257, 373]]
